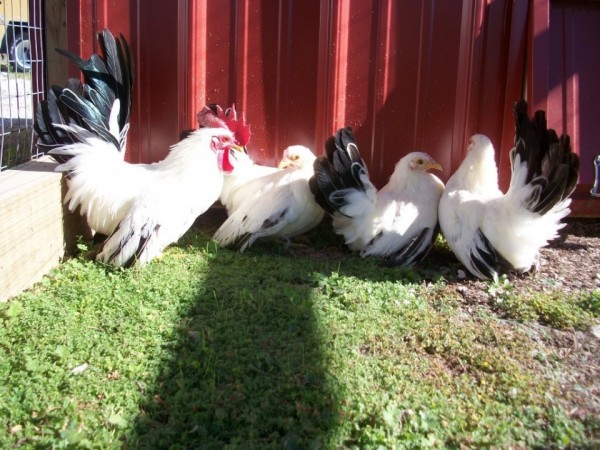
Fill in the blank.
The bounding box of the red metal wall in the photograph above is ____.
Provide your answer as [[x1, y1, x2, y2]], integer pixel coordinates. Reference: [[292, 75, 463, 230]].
[[529, 0, 600, 215], [61, 0, 598, 215], [194, 0, 526, 186]]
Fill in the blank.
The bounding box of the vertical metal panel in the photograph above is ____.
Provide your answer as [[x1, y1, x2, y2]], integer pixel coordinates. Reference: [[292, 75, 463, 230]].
[[199, 0, 323, 166], [314, 0, 526, 188], [60, 0, 527, 187], [192, 0, 528, 188], [529, 0, 600, 215], [64, 0, 189, 164]]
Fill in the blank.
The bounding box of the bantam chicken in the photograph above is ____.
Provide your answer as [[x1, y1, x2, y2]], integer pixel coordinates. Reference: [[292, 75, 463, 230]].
[[438, 99, 580, 280], [34, 29, 246, 267], [220, 144, 316, 215], [212, 145, 324, 252], [202, 104, 280, 214], [309, 127, 445, 266]]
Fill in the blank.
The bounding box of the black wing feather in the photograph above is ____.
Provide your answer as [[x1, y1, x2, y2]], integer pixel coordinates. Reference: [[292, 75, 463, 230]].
[[469, 229, 515, 280]]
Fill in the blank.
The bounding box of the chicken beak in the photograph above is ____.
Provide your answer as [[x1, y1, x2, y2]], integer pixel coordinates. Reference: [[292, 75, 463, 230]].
[[426, 161, 443, 171], [230, 144, 245, 153], [278, 159, 291, 169]]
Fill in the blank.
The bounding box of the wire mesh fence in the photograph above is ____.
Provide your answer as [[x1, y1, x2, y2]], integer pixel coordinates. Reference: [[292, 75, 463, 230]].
[[0, 0, 44, 171]]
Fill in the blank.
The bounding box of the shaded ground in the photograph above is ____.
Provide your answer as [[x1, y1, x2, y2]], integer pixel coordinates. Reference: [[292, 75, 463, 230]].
[[196, 209, 600, 431]]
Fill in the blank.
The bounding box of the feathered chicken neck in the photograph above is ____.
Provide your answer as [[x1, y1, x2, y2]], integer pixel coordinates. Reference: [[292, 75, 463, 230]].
[[158, 128, 228, 172], [448, 135, 499, 194], [383, 156, 428, 195]]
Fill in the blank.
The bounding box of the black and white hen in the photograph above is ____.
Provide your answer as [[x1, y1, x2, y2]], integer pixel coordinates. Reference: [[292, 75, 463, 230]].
[[310, 127, 445, 266], [438, 99, 580, 280]]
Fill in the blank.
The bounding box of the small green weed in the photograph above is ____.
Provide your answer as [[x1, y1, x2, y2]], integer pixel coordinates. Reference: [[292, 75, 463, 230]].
[[491, 282, 600, 330]]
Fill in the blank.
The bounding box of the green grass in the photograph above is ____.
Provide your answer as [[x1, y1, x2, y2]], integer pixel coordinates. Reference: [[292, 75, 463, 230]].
[[0, 227, 598, 449], [489, 276, 600, 330]]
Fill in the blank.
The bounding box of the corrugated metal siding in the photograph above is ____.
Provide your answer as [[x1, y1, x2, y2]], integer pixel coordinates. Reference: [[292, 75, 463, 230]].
[[195, 0, 526, 187], [538, 0, 599, 186], [61, 0, 597, 214], [529, 0, 600, 215]]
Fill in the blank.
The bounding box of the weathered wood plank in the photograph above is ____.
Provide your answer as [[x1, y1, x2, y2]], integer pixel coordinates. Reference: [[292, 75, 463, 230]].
[[0, 156, 89, 302]]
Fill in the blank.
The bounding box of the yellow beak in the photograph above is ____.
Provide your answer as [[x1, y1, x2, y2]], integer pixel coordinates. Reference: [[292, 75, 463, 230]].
[[426, 161, 443, 171], [278, 158, 293, 169], [230, 144, 245, 153]]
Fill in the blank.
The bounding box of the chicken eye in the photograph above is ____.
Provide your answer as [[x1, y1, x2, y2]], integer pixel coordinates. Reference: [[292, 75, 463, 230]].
[[416, 158, 424, 165], [291, 154, 299, 161]]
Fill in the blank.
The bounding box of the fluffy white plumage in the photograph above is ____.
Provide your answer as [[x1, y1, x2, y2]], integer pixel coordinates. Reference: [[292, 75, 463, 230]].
[[310, 127, 445, 266], [54, 125, 241, 267], [219, 150, 279, 214], [219, 145, 315, 214], [438, 100, 580, 280], [212, 145, 324, 252], [35, 29, 245, 267]]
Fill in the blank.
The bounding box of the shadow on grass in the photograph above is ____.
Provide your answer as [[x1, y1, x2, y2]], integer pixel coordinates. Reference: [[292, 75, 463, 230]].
[[127, 215, 345, 448], [124, 208, 463, 448]]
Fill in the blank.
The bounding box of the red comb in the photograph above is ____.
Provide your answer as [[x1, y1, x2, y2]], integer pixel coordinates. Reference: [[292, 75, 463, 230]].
[[197, 103, 251, 146]]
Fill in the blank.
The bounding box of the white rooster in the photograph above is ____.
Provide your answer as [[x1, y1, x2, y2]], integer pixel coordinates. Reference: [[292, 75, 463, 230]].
[[309, 127, 445, 266], [212, 145, 324, 252], [438, 99, 580, 280], [34, 29, 245, 267]]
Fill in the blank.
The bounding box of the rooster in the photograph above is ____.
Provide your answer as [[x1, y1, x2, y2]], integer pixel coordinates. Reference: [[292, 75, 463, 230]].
[[34, 29, 246, 267], [438, 99, 580, 280], [212, 145, 324, 252], [310, 127, 445, 266]]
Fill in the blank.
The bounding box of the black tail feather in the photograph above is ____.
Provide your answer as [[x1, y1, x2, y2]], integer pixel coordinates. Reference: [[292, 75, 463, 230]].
[[381, 226, 438, 267], [512, 99, 579, 215], [35, 29, 134, 162], [309, 127, 370, 216]]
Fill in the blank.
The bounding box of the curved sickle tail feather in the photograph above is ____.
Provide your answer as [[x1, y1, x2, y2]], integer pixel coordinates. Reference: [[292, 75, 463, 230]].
[[309, 127, 369, 216], [34, 29, 134, 162], [511, 100, 579, 216]]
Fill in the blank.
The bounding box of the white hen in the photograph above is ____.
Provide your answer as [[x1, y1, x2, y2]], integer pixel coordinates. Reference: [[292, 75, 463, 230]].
[[438, 99, 580, 280], [219, 150, 279, 214], [309, 127, 445, 266], [220, 144, 314, 215], [212, 145, 324, 252]]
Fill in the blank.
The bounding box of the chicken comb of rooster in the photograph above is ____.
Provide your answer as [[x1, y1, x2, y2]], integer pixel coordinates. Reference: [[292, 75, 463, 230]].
[[197, 103, 251, 146]]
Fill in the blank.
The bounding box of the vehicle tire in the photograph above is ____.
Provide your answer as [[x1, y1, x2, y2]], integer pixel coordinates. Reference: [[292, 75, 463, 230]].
[[9, 32, 31, 72]]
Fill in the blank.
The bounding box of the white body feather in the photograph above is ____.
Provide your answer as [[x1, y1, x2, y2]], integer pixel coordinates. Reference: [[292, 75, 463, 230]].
[[213, 147, 324, 251], [220, 151, 279, 214]]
